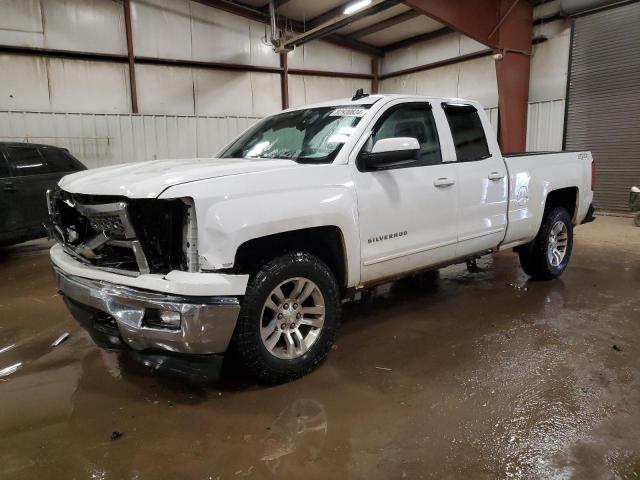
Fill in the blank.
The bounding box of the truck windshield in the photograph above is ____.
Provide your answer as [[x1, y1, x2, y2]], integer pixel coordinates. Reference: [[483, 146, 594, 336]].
[[220, 105, 370, 163]]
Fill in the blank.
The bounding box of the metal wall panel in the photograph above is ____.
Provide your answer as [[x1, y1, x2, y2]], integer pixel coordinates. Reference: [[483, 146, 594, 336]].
[[381, 32, 480, 75], [0, 0, 44, 47], [40, 0, 126, 54], [0, 55, 50, 111], [381, 56, 499, 108], [526, 100, 565, 151], [131, 0, 193, 60], [565, 2, 640, 211], [457, 56, 498, 108], [288, 75, 370, 108], [136, 64, 196, 115], [529, 21, 571, 103], [190, 2, 251, 65], [414, 64, 459, 97], [131, 0, 279, 67], [0, 0, 125, 54], [288, 41, 371, 74], [0, 111, 259, 169], [47, 58, 131, 113]]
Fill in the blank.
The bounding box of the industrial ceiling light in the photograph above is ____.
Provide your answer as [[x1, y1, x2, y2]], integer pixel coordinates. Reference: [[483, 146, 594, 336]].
[[344, 0, 372, 15]]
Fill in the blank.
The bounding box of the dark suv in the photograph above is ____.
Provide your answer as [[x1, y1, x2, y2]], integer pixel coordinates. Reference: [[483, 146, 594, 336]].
[[0, 143, 86, 246]]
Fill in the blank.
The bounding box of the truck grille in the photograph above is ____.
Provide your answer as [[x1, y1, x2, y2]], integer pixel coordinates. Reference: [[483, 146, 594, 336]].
[[87, 215, 126, 236], [48, 189, 188, 275]]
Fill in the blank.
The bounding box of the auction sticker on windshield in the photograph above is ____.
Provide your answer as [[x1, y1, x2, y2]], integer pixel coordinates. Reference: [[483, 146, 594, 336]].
[[329, 108, 367, 117]]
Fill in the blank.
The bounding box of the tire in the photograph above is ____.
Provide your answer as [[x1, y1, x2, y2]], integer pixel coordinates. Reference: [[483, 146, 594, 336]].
[[232, 252, 341, 384], [634, 213, 640, 227], [518, 207, 573, 280]]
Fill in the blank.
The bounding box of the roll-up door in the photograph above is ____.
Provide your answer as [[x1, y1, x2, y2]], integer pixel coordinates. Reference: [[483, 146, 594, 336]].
[[564, 1, 640, 211]]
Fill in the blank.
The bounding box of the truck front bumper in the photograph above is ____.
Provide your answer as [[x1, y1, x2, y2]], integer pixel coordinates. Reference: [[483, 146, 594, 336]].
[[51, 243, 248, 380], [54, 267, 241, 355]]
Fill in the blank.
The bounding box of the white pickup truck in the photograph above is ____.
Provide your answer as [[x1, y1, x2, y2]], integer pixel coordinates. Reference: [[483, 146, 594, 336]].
[[49, 93, 595, 383]]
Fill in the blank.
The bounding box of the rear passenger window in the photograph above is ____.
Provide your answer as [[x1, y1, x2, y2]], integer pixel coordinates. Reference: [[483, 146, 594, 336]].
[[6, 146, 50, 176], [372, 104, 441, 165], [443, 105, 491, 162], [40, 148, 82, 173]]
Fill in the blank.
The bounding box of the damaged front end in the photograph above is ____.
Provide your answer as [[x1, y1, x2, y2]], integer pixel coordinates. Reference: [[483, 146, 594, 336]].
[[47, 188, 241, 382], [46, 188, 197, 276]]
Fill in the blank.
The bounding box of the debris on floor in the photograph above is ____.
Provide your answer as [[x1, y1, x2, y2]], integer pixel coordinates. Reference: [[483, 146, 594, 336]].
[[506, 282, 528, 292], [613, 344, 622, 352], [110, 431, 123, 441], [375, 366, 392, 371], [51, 332, 70, 347]]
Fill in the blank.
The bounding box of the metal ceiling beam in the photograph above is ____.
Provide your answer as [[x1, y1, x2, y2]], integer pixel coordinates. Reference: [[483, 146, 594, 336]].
[[280, 0, 397, 51], [401, 0, 533, 153], [306, 1, 352, 29], [402, 0, 532, 51], [192, 0, 266, 23], [193, 0, 383, 56], [350, 9, 421, 39]]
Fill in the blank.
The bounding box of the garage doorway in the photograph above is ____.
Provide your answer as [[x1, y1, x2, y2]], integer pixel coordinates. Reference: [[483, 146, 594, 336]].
[[564, 1, 640, 212]]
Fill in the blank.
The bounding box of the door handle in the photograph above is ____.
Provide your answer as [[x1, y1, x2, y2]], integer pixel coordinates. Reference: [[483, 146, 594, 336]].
[[433, 177, 455, 188], [488, 172, 505, 181], [2, 182, 15, 193]]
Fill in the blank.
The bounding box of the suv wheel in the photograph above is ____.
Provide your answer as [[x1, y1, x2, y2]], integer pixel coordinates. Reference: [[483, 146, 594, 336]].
[[232, 252, 341, 383]]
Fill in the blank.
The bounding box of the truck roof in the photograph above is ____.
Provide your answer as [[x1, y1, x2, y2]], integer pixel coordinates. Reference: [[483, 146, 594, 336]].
[[286, 93, 478, 112]]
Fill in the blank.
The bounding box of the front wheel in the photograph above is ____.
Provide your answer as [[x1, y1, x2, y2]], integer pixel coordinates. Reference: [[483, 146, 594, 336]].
[[518, 207, 574, 280], [232, 252, 341, 384]]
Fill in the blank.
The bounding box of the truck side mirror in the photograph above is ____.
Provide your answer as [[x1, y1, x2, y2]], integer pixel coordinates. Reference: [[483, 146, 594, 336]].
[[358, 137, 420, 171]]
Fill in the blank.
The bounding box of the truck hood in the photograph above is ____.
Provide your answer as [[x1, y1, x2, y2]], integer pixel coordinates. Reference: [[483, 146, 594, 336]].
[[58, 158, 299, 198]]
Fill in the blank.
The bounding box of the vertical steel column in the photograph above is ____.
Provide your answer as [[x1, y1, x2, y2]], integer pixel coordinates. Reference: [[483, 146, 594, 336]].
[[280, 52, 289, 109], [371, 58, 380, 94], [495, 51, 530, 153], [123, 0, 138, 114], [493, 0, 532, 153]]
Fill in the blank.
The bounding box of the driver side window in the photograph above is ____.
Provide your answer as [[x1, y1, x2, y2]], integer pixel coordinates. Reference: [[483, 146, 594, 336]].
[[372, 104, 442, 165]]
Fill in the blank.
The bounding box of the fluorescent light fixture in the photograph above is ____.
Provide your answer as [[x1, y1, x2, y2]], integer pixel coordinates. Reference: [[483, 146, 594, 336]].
[[344, 0, 372, 15]]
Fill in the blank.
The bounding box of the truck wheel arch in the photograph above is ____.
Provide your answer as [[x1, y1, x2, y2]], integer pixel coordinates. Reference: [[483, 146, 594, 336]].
[[543, 187, 579, 223], [233, 226, 349, 294]]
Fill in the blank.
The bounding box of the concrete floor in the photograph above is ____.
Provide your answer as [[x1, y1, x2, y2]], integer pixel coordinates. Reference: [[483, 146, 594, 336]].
[[0, 216, 639, 479]]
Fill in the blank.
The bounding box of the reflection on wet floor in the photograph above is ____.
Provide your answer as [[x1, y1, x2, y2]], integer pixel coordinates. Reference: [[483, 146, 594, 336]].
[[0, 217, 639, 479]]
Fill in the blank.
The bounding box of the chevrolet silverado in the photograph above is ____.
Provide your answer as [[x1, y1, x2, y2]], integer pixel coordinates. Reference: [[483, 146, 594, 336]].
[[48, 93, 596, 383]]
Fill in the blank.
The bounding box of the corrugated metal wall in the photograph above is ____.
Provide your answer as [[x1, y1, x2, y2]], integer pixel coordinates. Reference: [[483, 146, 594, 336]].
[[0, 111, 259, 168], [565, 1, 640, 212]]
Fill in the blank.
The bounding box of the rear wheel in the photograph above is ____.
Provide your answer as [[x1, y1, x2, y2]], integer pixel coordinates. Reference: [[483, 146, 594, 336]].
[[634, 213, 640, 227], [518, 207, 573, 280], [232, 252, 341, 383]]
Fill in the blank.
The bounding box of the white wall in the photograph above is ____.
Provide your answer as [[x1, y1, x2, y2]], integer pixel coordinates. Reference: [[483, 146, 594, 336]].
[[381, 31, 488, 76], [289, 75, 370, 108], [0, 0, 126, 54], [288, 40, 371, 75], [381, 55, 499, 108]]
